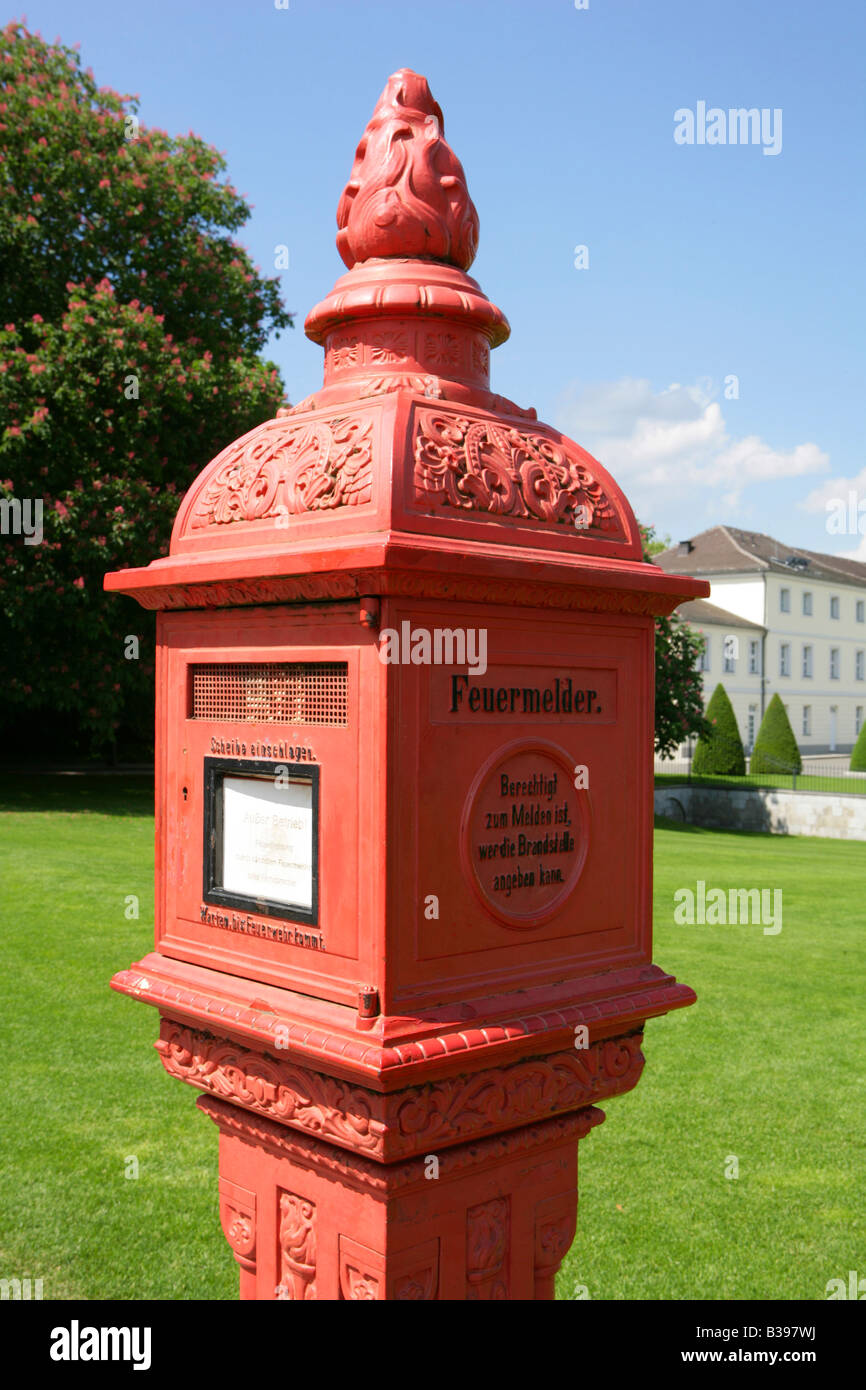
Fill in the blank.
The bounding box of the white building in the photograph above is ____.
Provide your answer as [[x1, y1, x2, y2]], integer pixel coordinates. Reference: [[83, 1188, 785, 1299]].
[[656, 526, 866, 755]]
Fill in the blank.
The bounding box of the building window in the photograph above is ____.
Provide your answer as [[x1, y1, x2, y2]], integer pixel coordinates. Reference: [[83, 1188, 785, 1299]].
[[830, 595, 840, 619], [802, 706, 811, 737], [857, 650, 865, 681], [779, 643, 791, 677], [748, 640, 760, 674], [780, 587, 791, 613], [857, 600, 865, 623], [803, 591, 813, 616], [802, 645, 813, 678], [857, 706, 864, 736], [697, 636, 710, 672], [747, 706, 757, 748], [723, 635, 737, 674], [830, 648, 840, 680]]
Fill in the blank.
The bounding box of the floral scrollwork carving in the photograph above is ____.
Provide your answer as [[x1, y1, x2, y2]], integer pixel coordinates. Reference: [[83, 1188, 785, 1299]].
[[154, 1022, 387, 1154], [188, 415, 373, 527], [394, 1033, 645, 1148], [156, 1020, 643, 1159], [414, 408, 623, 534], [359, 373, 441, 399]]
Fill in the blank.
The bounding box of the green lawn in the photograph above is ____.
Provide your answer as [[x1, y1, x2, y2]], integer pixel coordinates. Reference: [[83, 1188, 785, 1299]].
[[558, 818, 866, 1301], [1, 774, 863, 1300], [0, 774, 234, 1301]]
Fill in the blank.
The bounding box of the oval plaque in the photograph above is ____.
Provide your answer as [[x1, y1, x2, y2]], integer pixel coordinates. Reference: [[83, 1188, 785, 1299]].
[[460, 740, 589, 928]]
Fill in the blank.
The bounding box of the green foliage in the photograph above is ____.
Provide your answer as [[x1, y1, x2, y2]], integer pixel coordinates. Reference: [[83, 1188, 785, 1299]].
[[750, 692, 802, 775], [850, 720, 866, 772], [0, 22, 290, 353], [640, 523, 709, 758], [642, 529, 671, 557], [0, 21, 291, 754], [691, 682, 746, 775]]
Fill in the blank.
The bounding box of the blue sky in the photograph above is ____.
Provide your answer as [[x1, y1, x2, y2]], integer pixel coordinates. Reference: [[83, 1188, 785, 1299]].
[[15, 0, 866, 555]]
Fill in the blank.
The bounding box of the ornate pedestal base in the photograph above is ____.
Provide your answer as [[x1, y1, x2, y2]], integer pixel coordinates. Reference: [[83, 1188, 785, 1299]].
[[200, 1094, 604, 1301], [147, 1013, 652, 1300]]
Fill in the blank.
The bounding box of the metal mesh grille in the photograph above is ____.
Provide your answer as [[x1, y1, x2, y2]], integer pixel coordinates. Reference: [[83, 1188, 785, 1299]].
[[191, 662, 348, 726]]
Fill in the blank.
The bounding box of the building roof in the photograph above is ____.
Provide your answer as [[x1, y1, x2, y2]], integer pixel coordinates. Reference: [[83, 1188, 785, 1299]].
[[655, 525, 866, 589], [675, 598, 766, 631]]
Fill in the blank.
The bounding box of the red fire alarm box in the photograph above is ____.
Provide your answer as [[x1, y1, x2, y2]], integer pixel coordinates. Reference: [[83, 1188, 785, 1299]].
[[106, 67, 708, 1300]]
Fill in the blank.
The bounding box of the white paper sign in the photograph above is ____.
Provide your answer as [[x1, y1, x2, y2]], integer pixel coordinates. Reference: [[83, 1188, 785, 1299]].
[[221, 775, 313, 909]]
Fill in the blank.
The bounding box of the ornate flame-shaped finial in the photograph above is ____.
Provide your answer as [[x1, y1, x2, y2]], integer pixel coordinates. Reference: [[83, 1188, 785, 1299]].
[[336, 69, 479, 271]]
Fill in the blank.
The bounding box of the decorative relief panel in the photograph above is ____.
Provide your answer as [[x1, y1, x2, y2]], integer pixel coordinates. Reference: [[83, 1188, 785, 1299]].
[[413, 408, 623, 535], [275, 1191, 317, 1300], [218, 1177, 257, 1274], [533, 1192, 577, 1298], [339, 1236, 383, 1300], [188, 415, 373, 528], [339, 1240, 444, 1301], [423, 331, 462, 370], [393, 1035, 644, 1150], [359, 373, 441, 399], [157, 1020, 643, 1159], [369, 328, 410, 364], [471, 339, 490, 375], [327, 335, 360, 371], [155, 1022, 386, 1154], [391, 1240, 440, 1300], [200, 1094, 604, 1198], [466, 1197, 510, 1300]]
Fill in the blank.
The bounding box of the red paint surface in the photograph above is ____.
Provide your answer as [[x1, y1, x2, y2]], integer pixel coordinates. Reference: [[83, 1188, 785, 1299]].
[[106, 68, 708, 1299]]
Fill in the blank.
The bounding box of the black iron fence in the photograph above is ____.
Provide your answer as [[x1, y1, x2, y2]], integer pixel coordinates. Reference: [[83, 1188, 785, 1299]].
[[655, 751, 866, 794]]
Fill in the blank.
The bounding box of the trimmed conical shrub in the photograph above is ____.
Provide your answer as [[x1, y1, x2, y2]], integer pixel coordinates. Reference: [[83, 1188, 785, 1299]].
[[750, 693, 802, 774], [691, 683, 746, 775], [851, 720, 866, 772]]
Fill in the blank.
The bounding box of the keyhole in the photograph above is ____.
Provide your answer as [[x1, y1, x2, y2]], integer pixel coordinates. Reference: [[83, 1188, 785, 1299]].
[[182, 787, 188, 801]]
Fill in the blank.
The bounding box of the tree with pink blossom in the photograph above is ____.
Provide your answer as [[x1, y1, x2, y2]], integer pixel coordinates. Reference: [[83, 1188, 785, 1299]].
[[0, 22, 292, 756]]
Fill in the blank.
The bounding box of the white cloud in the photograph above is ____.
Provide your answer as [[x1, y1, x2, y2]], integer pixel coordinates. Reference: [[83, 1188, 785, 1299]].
[[556, 378, 829, 514], [800, 467, 866, 559], [799, 466, 866, 513]]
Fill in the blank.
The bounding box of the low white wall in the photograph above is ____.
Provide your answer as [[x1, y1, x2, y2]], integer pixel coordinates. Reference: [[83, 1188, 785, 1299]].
[[655, 783, 866, 840]]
